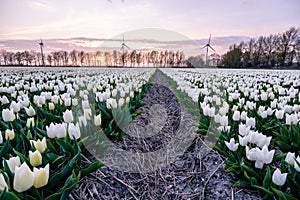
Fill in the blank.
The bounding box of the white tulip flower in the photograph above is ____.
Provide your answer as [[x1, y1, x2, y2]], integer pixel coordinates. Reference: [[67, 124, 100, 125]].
[[63, 110, 74, 123], [272, 168, 287, 186], [5, 129, 15, 140], [25, 106, 36, 117], [5, 156, 21, 173], [33, 164, 49, 188], [224, 138, 239, 152], [13, 162, 34, 192], [68, 123, 81, 140], [29, 150, 42, 167], [0, 173, 8, 191], [2, 109, 15, 122], [285, 152, 295, 165]]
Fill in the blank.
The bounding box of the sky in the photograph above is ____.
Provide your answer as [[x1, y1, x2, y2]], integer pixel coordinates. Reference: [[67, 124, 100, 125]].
[[0, 0, 299, 55]]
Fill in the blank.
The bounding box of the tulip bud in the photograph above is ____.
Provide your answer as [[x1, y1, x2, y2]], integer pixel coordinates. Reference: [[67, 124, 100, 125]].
[[33, 164, 49, 188], [26, 117, 35, 128], [94, 114, 101, 126], [125, 97, 130, 104], [13, 162, 34, 192], [48, 102, 55, 111], [2, 109, 15, 122], [0, 173, 8, 191], [30, 137, 47, 154], [29, 150, 42, 167], [5, 129, 15, 140], [232, 110, 240, 121]]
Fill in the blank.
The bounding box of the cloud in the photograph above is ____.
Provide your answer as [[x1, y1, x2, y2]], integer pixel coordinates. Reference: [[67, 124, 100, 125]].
[[0, 35, 250, 56]]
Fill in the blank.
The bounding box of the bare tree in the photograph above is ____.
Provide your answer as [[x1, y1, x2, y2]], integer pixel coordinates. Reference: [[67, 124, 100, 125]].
[[70, 50, 78, 66]]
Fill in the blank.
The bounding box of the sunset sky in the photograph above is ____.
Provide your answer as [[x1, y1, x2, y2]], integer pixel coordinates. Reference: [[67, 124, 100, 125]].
[[0, 0, 299, 55]]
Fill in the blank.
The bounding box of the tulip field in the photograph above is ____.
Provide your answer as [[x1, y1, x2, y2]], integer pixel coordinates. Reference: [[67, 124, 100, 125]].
[[163, 68, 300, 199], [0, 67, 153, 199], [0, 67, 300, 199]]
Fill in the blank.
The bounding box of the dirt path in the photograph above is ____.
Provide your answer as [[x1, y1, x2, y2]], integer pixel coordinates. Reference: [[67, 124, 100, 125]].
[[70, 70, 260, 200]]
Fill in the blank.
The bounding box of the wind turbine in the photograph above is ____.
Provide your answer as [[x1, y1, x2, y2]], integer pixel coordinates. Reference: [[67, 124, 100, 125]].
[[39, 40, 45, 66], [202, 34, 215, 67], [120, 34, 130, 67]]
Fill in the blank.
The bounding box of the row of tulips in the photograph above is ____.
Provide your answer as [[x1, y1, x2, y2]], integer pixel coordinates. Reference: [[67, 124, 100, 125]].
[[0, 67, 154, 199], [162, 68, 300, 199]]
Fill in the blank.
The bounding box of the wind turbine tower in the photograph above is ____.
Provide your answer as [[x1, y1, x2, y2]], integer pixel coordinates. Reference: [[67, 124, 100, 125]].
[[39, 40, 45, 66], [120, 34, 130, 67], [202, 34, 215, 67]]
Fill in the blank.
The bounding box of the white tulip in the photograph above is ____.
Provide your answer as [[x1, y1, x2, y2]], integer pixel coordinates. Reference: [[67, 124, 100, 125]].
[[294, 156, 300, 172], [118, 98, 124, 107], [0, 131, 2, 144], [285, 152, 295, 165], [275, 110, 284, 120], [238, 135, 248, 146], [13, 162, 34, 193], [224, 138, 239, 152], [56, 123, 67, 138], [5, 129, 15, 140], [33, 164, 49, 188], [26, 117, 35, 128], [46, 122, 56, 138], [240, 111, 247, 121], [25, 106, 36, 116], [30, 137, 47, 154], [246, 117, 255, 128], [232, 111, 240, 121], [272, 168, 287, 186], [238, 124, 250, 136], [1, 96, 9, 104], [259, 111, 268, 119], [5, 156, 21, 173], [72, 98, 78, 106], [29, 150, 42, 167], [246, 146, 258, 161], [2, 109, 15, 122], [112, 89, 117, 97], [63, 110, 74, 123], [68, 123, 81, 140], [48, 102, 55, 111], [64, 98, 71, 107], [257, 145, 275, 164], [0, 173, 8, 191], [94, 114, 101, 126], [10, 101, 20, 113]]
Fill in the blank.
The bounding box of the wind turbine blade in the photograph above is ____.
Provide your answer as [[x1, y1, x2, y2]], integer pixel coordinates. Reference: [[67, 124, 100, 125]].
[[208, 45, 215, 51], [201, 45, 207, 49], [124, 44, 130, 49], [208, 34, 211, 44], [122, 34, 124, 43]]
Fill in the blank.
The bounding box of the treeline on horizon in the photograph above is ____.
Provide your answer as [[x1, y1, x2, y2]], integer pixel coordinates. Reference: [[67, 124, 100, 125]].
[[0, 47, 189, 67], [0, 27, 299, 68], [220, 27, 300, 68]]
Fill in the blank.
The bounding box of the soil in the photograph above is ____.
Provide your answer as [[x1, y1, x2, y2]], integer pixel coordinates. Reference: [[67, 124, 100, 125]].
[[70, 70, 261, 200]]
